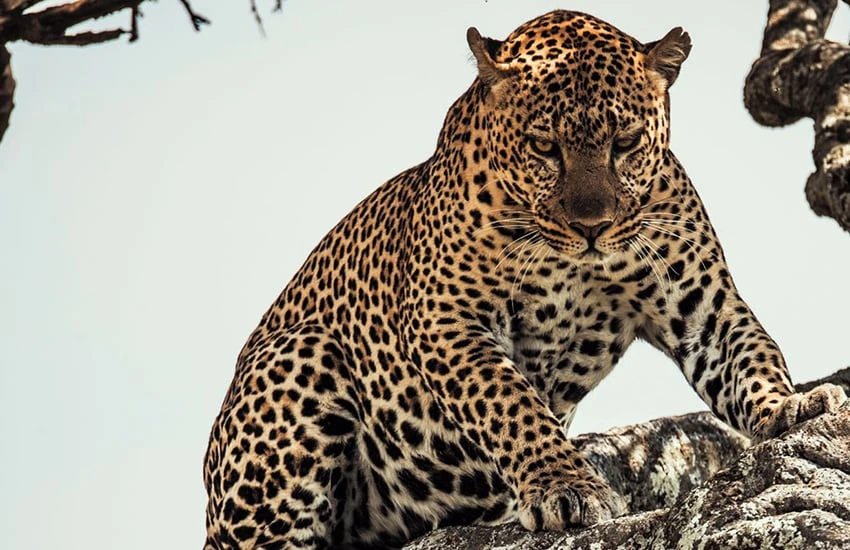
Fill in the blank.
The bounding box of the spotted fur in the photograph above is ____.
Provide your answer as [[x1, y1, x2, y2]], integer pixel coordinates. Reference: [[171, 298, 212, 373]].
[[203, 10, 847, 549]]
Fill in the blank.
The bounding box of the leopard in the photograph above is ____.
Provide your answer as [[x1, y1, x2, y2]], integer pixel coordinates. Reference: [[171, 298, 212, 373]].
[[203, 10, 847, 549]]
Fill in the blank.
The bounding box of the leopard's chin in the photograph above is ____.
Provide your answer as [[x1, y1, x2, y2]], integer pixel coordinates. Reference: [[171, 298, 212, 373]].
[[580, 249, 606, 261]]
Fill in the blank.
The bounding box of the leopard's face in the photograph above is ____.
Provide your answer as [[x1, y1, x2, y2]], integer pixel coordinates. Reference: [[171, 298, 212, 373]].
[[517, 70, 665, 261], [470, 11, 690, 263]]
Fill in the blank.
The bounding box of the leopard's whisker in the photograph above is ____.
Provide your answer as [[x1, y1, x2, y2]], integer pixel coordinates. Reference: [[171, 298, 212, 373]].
[[516, 239, 547, 298], [640, 216, 713, 230], [497, 231, 539, 281], [628, 240, 660, 287], [473, 220, 536, 237], [639, 196, 682, 211], [642, 221, 721, 269], [488, 208, 530, 215], [510, 234, 545, 301], [641, 217, 716, 240], [494, 231, 540, 272], [633, 234, 666, 287], [637, 233, 674, 288], [478, 217, 535, 227]]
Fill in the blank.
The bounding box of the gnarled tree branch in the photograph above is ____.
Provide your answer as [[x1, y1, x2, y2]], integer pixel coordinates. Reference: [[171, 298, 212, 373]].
[[744, 0, 850, 232], [0, 0, 208, 46]]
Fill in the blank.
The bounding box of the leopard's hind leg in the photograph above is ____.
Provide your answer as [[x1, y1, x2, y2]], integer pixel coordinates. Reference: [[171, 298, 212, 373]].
[[203, 325, 364, 549]]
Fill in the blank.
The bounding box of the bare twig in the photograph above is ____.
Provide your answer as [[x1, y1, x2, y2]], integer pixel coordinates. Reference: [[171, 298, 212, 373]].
[[178, 0, 208, 32], [128, 4, 138, 42], [744, 0, 850, 232], [250, 0, 266, 37]]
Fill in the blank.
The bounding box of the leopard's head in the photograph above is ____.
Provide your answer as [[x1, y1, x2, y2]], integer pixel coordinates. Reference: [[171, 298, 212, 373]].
[[467, 10, 691, 261]]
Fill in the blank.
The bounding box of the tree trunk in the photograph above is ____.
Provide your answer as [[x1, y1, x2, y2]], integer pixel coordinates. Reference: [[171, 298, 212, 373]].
[[405, 368, 850, 549]]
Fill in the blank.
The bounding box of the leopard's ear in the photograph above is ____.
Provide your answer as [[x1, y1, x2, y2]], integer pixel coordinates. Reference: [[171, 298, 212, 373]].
[[467, 27, 513, 87], [644, 27, 692, 89]]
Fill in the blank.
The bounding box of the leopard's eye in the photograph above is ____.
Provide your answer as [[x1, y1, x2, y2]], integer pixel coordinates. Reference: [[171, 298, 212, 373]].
[[612, 132, 642, 156], [529, 138, 559, 158]]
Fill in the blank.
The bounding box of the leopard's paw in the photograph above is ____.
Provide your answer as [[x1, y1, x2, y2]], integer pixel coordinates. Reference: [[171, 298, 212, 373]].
[[755, 383, 847, 441], [517, 469, 626, 530]]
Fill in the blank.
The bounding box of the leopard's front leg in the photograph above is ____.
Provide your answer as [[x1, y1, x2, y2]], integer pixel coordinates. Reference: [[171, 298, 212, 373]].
[[408, 325, 626, 529], [642, 238, 846, 441]]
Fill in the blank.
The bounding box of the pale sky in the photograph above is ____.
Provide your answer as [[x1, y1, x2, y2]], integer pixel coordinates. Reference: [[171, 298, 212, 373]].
[[2, 1, 850, 549]]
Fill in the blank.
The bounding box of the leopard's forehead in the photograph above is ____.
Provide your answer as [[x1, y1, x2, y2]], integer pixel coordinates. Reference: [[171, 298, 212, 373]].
[[498, 10, 643, 64], [495, 11, 656, 147]]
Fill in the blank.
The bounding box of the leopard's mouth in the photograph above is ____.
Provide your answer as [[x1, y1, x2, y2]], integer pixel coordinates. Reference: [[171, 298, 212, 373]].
[[536, 232, 611, 262], [534, 222, 633, 262], [532, 208, 642, 262]]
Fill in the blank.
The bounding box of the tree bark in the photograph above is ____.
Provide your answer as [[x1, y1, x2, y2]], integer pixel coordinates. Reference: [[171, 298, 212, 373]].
[[744, 0, 850, 232], [0, 43, 12, 144], [405, 368, 850, 549]]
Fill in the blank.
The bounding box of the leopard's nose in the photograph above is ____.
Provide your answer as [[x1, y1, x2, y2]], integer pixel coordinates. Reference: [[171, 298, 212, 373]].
[[568, 220, 613, 242]]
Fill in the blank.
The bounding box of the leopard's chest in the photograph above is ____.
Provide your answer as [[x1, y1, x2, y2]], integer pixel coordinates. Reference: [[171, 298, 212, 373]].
[[500, 269, 639, 413]]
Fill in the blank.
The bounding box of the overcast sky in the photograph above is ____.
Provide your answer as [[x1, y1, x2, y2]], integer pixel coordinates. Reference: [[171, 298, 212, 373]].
[[2, 1, 850, 548]]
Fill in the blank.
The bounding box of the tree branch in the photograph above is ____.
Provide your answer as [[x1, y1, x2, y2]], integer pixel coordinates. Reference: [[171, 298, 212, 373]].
[[0, 0, 209, 46], [744, 0, 850, 232], [40, 27, 126, 46], [0, 0, 140, 45], [0, 44, 13, 144]]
